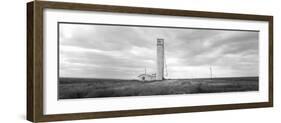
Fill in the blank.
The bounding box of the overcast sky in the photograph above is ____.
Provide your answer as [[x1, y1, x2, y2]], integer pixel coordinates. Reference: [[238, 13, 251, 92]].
[[59, 23, 259, 79]]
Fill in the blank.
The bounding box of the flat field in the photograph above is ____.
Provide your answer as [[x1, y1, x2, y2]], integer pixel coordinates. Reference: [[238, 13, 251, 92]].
[[58, 77, 258, 99]]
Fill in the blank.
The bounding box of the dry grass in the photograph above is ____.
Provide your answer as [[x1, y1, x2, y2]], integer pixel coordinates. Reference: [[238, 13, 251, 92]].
[[59, 77, 258, 99]]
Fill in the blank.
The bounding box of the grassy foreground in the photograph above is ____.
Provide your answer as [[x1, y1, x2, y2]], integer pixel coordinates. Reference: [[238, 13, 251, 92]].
[[59, 77, 258, 99]]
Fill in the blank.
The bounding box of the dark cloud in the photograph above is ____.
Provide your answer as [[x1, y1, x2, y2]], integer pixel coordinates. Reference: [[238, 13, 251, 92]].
[[59, 23, 259, 79]]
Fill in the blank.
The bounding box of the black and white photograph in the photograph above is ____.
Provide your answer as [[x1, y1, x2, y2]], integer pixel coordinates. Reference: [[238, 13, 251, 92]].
[[58, 22, 259, 99]]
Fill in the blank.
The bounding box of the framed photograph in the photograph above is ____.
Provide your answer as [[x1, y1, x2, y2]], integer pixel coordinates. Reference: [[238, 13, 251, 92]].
[[27, 1, 273, 122]]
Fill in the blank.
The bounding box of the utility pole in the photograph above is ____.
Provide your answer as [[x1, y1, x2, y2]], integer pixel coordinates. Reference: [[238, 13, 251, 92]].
[[210, 66, 213, 80], [145, 67, 147, 74]]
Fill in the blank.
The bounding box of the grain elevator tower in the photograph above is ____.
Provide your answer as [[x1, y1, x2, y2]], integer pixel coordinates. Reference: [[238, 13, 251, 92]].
[[156, 38, 164, 80]]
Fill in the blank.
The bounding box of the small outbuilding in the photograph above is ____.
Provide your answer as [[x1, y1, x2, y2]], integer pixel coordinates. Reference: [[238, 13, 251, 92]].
[[137, 73, 156, 81]]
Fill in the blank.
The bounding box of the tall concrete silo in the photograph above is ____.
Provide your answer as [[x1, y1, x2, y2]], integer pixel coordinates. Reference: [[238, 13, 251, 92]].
[[156, 38, 164, 80]]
